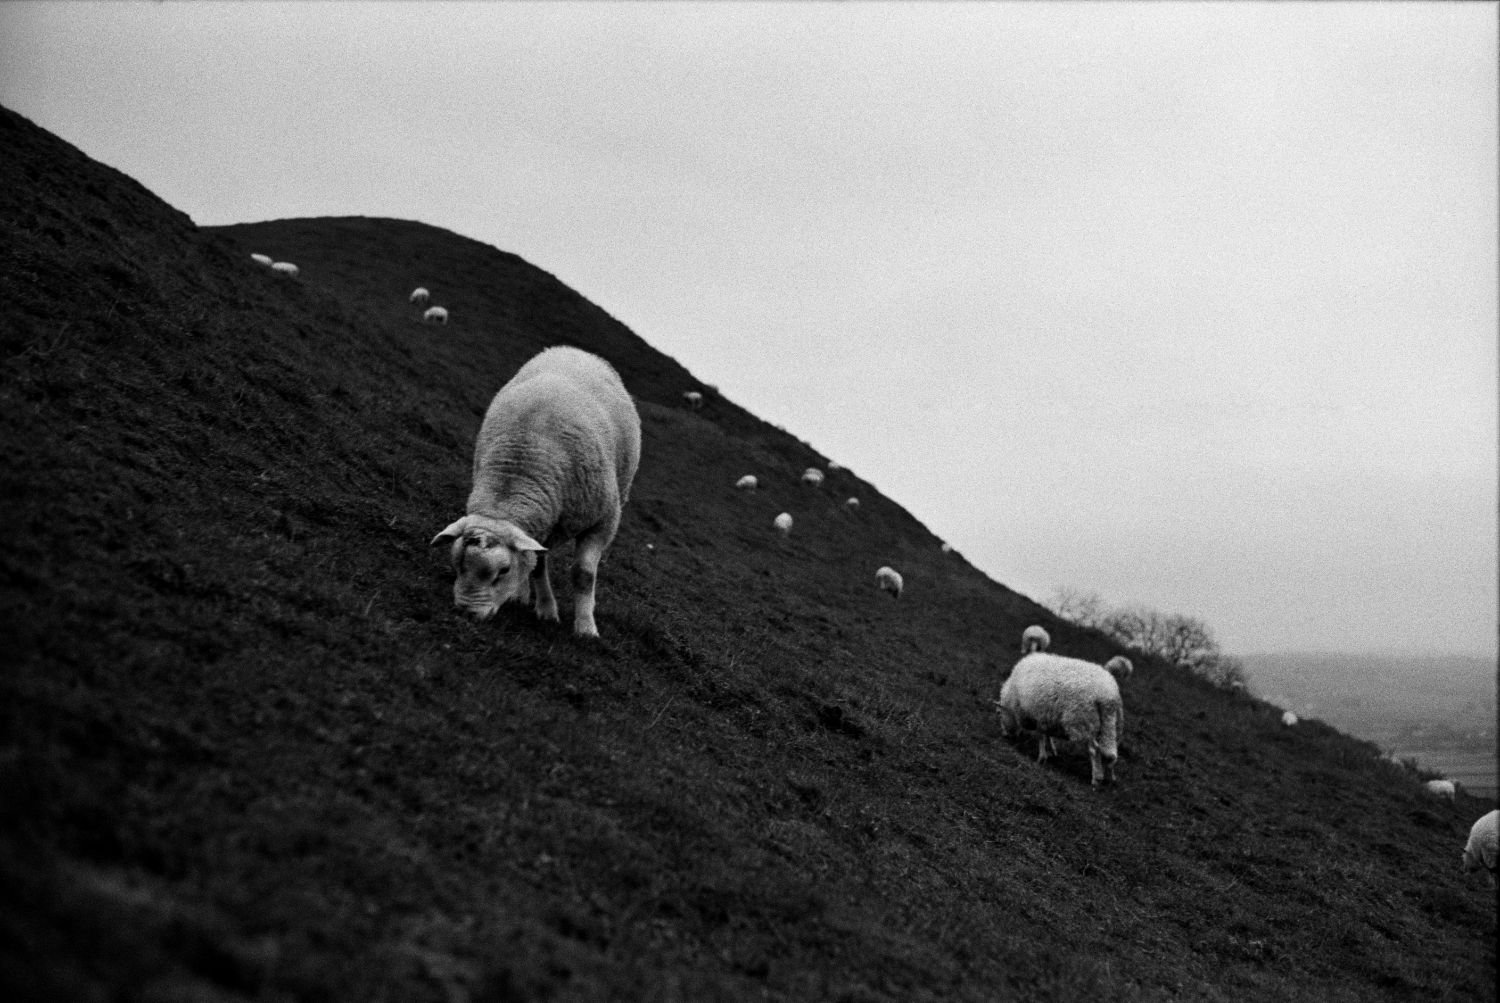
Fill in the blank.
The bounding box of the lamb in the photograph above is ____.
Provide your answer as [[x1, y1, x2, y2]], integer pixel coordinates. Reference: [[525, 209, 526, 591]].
[[682, 391, 703, 410], [1281, 710, 1299, 727], [430, 346, 640, 638], [996, 652, 1124, 786], [250, 253, 273, 266], [410, 286, 431, 306], [1423, 779, 1456, 801], [1021, 625, 1050, 654], [875, 566, 903, 599], [270, 261, 299, 277], [773, 512, 793, 536], [1104, 655, 1133, 680], [801, 467, 824, 487], [423, 306, 449, 325], [735, 474, 758, 490], [844, 496, 860, 509], [1462, 809, 1498, 886]]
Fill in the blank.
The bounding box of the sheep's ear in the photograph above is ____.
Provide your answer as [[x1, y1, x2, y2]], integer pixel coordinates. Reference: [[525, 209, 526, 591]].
[[510, 530, 547, 553], [430, 517, 469, 547]]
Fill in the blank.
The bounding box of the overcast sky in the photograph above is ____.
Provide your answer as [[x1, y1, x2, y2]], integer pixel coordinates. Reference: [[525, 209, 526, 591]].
[[3, 2, 1495, 657]]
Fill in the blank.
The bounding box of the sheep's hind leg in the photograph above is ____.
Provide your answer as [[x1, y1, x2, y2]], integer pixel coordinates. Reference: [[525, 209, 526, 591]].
[[532, 552, 560, 623], [570, 532, 608, 637]]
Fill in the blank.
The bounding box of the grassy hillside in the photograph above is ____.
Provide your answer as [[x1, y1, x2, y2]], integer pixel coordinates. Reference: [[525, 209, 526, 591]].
[[1, 104, 1494, 1002]]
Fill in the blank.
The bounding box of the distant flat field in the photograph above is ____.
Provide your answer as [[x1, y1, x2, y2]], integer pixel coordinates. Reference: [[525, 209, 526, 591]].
[[1394, 749, 1498, 800]]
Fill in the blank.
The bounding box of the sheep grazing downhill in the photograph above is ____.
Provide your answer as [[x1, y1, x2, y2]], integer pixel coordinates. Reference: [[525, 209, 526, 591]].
[[997, 652, 1125, 787], [734, 474, 757, 491], [800, 467, 824, 487], [431, 346, 640, 638], [270, 261, 299, 277], [1462, 809, 1498, 887], [423, 306, 449, 325], [875, 566, 903, 599], [409, 286, 431, 306], [250, 253, 273, 267], [1021, 625, 1050, 654]]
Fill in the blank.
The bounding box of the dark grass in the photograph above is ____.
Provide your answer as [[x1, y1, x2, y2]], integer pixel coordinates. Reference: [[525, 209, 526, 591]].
[[1, 104, 1494, 1002]]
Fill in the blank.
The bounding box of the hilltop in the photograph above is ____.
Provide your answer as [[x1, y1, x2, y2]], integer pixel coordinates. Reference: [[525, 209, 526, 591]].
[[1, 104, 1493, 1002]]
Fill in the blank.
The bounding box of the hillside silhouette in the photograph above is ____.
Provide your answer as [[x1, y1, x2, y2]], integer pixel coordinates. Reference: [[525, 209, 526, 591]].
[[1, 104, 1493, 1002]]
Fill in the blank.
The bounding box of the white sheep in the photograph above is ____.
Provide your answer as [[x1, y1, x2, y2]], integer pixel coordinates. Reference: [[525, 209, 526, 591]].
[[1423, 779, 1456, 801], [270, 261, 299, 277], [1104, 655, 1133, 680], [845, 496, 860, 509], [250, 253, 273, 267], [410, 286, 431, 306], [683, 391, 703, 410], [1281, 710, 1299, 727], [1021, 625, 1050, 654], [423, 306, 449, 325], [940, 542, 953, 554], [773, 512, 793, 536], [997, 652, 1125, 786], [801, 467, 824, 487], [430, 347, 640, 638], [827, 461, 843, 473], [1462, 809, 1498, 886], [875, 566, 903, 599], [735, 474, 758, 490]]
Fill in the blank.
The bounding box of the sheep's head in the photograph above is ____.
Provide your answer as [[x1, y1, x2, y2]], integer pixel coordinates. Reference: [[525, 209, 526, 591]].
[[430, 515, 546, 620]]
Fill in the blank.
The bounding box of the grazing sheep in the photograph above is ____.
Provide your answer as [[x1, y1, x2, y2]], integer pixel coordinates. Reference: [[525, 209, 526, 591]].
[[1281, 710, 1299, 727], [683, 391, 703, 410], [1462, 810, 1498, 886], [1424, 779, 1456, 801], [410, 286, 431, 305], [801, 467, 824, 487], [845, 496, 860, 509], [735, 474, 758, 490], [875, 566, 903, 599], [430, 347, 640, 638], [250, 253, 273, 266], [1104, 655, 1133, 681], [270, 261, 299, 277], [773, 512, 793, 536], [1021, 625, 1051, 654], [997, 652, 1124, 786], [423, 306, 449, 325]]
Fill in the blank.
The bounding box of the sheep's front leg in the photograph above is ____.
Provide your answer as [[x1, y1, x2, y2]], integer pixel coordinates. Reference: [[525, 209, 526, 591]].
[[531, 551, 559, 623], [570, 532, 607, 637]]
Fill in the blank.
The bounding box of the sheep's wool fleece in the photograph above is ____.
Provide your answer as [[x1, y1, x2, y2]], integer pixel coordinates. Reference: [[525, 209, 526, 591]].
[[468, 347, 640, 539], [1000, 653, 1123, 746], [1466, 810, 1498, 872]]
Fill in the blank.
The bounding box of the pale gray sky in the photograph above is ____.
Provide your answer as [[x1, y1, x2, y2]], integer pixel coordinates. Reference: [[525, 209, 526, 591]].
[[3, 2, 1495, 656]]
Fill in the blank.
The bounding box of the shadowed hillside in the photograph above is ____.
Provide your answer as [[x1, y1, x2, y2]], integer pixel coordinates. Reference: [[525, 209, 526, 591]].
[[2, 104, 1494, 1002]]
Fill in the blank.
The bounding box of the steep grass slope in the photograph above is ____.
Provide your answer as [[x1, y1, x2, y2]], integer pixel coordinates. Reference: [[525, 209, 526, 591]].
[[1, 105, 1494, 1002]]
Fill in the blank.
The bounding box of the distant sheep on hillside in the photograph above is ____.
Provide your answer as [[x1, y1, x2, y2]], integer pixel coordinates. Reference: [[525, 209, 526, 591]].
[[1463, 810, 1498, 886], [801, 468, 824, 487], [1021, 625, 1050, 654], [827, 461, 843, 473], [875, 566, 903, 599], [1104, 656, 1133, 681], [845, 496, 860, 510], [430, 346, 640, 638], [410, 286, 431, 305], [683, 391, 703, 410], [735, 474, 757, 490], [250, 253, 272, 266], [270, 261, 299, 277], [997, 652, 1124, 786], [773, 512, 793, 536], [1424, 779, 1456, 801], [1281, 710, 1299, 727], [940, 542, 953, 554], [423, 306, 448, 325]]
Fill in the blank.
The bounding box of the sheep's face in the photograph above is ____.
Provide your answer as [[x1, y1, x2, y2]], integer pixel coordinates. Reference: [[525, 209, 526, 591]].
[[431, 516, 546, 620]]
